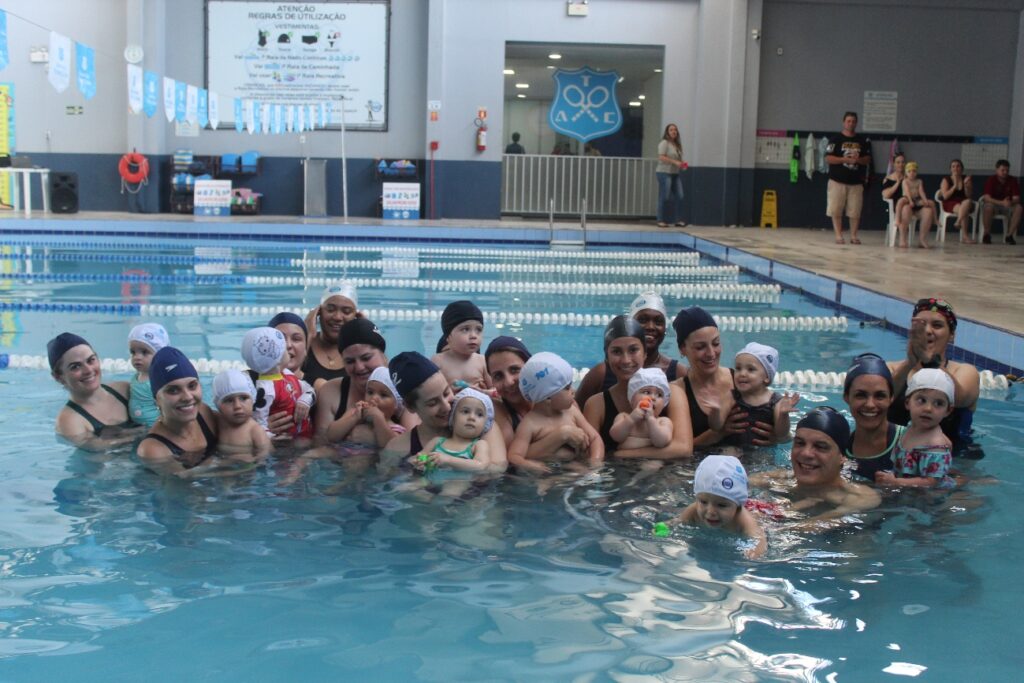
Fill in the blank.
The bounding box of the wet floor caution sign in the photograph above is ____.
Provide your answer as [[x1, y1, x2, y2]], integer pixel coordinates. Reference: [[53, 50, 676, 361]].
[[760, 190, 778, 228]]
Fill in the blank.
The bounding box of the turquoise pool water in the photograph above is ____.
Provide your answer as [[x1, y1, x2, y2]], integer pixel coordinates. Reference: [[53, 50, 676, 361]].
[[0, 237, 1021, 681]]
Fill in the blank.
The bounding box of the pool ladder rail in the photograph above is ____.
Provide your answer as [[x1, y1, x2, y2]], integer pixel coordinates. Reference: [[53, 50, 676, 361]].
[[549, 197, 587, 251]]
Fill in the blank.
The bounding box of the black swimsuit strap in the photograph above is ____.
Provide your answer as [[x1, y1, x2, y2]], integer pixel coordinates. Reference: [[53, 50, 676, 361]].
[[197, 414, 217, 456], [141, 414, 217, 467], [65, 384, 131, 435], [408, 426, 423, 457], [333, 376, 352, 421], [65, 400, 106, 434], [140, 432, 182, 456], [102, 384, 130, 408]]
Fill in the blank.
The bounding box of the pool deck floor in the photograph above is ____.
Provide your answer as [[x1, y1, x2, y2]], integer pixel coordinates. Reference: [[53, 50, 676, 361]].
[[2, 211, 1022, 336]]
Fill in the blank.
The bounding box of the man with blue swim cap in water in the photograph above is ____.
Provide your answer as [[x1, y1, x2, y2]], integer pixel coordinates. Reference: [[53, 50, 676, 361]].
[[753, 406, 880, 525]]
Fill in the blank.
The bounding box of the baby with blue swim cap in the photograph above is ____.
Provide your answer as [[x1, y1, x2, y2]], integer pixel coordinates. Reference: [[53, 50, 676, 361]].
[[508, 352, 604, 475], [671, 454, 767, 559]]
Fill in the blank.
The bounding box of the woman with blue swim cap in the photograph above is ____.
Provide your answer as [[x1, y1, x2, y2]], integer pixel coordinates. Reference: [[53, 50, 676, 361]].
[[843, 353, 905, 479], [136, 347, 221, 476], [382, 352, 507, 474], [49, 332, 144, 451], [774, 407, 880, 523]]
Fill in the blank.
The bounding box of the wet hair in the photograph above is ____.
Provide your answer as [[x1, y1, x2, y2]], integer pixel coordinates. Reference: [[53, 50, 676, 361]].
[[949, 158, 963, 168], [843, 111, 858, 121], [996, 159, 1010, 169]]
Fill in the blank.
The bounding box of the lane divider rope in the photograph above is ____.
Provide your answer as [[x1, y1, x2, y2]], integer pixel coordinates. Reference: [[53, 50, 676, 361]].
[[0, 302, 833, 330], [0, 251, 723, 276], [319, 245, 701, 263], [1, 242, 701, 265], [0, 353, 1010, 391], [290, 258, 733, 276]]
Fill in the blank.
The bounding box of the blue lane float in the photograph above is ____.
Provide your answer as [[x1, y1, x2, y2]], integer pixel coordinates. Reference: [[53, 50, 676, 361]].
[[0, 302, 142, 315], [0, 272, 247, 285]]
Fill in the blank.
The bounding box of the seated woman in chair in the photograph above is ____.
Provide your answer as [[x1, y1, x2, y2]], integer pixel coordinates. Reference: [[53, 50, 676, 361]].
[[881, 153, 911, 245], [938, 159, 975, 244]]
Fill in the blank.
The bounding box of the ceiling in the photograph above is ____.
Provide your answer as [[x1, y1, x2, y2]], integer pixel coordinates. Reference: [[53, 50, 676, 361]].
[[503, 42, 665, 103]]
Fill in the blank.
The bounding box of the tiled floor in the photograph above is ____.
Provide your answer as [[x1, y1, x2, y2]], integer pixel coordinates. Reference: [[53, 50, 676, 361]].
[[681, 225, 1024, 336]]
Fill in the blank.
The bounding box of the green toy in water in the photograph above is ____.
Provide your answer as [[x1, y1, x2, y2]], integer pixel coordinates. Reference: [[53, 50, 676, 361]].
[[653, 522, 671, 537], [417, 453, 436, 472]]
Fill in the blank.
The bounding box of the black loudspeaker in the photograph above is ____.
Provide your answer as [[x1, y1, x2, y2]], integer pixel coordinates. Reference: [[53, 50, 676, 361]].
[[50, 172, 79, 213]]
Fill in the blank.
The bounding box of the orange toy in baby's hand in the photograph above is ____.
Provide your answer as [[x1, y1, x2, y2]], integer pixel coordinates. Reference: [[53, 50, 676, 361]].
[[639, 398, 652, 410]]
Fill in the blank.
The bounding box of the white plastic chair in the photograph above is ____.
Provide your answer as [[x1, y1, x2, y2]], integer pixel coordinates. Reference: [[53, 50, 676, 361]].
[[884, 197, 917, 247], [975, 197, 1010, 242], [933, 189, 971, 244]]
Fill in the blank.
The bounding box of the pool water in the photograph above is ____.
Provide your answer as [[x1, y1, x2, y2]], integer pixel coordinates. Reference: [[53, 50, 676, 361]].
[[0, 237, 1021, 681]]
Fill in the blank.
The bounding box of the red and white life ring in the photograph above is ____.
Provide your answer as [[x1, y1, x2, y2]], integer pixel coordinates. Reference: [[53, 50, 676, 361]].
[[118, 152, 149, 185]]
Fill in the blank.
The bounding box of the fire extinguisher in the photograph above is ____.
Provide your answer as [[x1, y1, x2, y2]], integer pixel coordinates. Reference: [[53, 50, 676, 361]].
[[475, 118, 487, 152]]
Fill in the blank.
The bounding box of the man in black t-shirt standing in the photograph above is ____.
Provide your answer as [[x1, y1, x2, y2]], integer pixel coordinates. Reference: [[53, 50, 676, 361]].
[[824, 111, 872, 244]]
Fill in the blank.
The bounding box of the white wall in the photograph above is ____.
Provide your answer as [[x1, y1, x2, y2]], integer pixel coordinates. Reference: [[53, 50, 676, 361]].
[[427, 0, 702, 164], [0, 0, 129, 154], [2, 0, 428, 159], [1011, 10, 1024, 169]]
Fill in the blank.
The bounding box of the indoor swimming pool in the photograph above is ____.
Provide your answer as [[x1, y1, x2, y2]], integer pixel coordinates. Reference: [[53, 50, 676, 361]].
[[0, 236, 1021, 681]]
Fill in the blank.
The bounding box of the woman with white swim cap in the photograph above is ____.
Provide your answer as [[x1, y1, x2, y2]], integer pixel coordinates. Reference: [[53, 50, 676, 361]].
[[302, 281, 360, 390]]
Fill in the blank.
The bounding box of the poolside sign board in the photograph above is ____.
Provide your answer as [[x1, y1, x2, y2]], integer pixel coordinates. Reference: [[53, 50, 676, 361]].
[[382, 182, 420, 220], [194, 179, 232, 216]]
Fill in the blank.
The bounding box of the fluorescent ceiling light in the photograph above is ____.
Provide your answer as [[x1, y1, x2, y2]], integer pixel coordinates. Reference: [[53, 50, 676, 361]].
[[629, 101, 642, 107], [516, 94, 526, 99], [638, 95, 646, 100], [515, 83, 529, 89], [549, 53, 562, 59], [503, 69, 515, 75]]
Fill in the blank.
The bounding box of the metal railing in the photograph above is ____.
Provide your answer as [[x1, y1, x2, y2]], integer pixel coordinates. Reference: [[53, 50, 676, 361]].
[[502, 154, 658, 217]]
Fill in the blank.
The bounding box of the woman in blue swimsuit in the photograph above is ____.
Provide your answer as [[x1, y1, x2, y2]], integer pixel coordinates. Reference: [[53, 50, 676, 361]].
[[49, 332, 144, 452]]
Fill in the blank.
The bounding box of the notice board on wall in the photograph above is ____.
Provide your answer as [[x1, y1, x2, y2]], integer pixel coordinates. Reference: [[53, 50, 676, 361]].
[[206, 1, 389, 130]]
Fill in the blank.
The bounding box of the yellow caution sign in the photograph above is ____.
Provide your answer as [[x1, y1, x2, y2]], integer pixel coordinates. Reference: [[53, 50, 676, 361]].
[[760, 190, 778, 229], [0, 84, 11, 206]]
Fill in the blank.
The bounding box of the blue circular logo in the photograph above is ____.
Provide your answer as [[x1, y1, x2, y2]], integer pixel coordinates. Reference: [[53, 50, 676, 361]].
[[721, 477, 734, 490]]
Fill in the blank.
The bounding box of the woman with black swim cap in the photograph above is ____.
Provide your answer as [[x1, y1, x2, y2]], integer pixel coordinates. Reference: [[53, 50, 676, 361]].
[[583, 315, 692, 458]]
